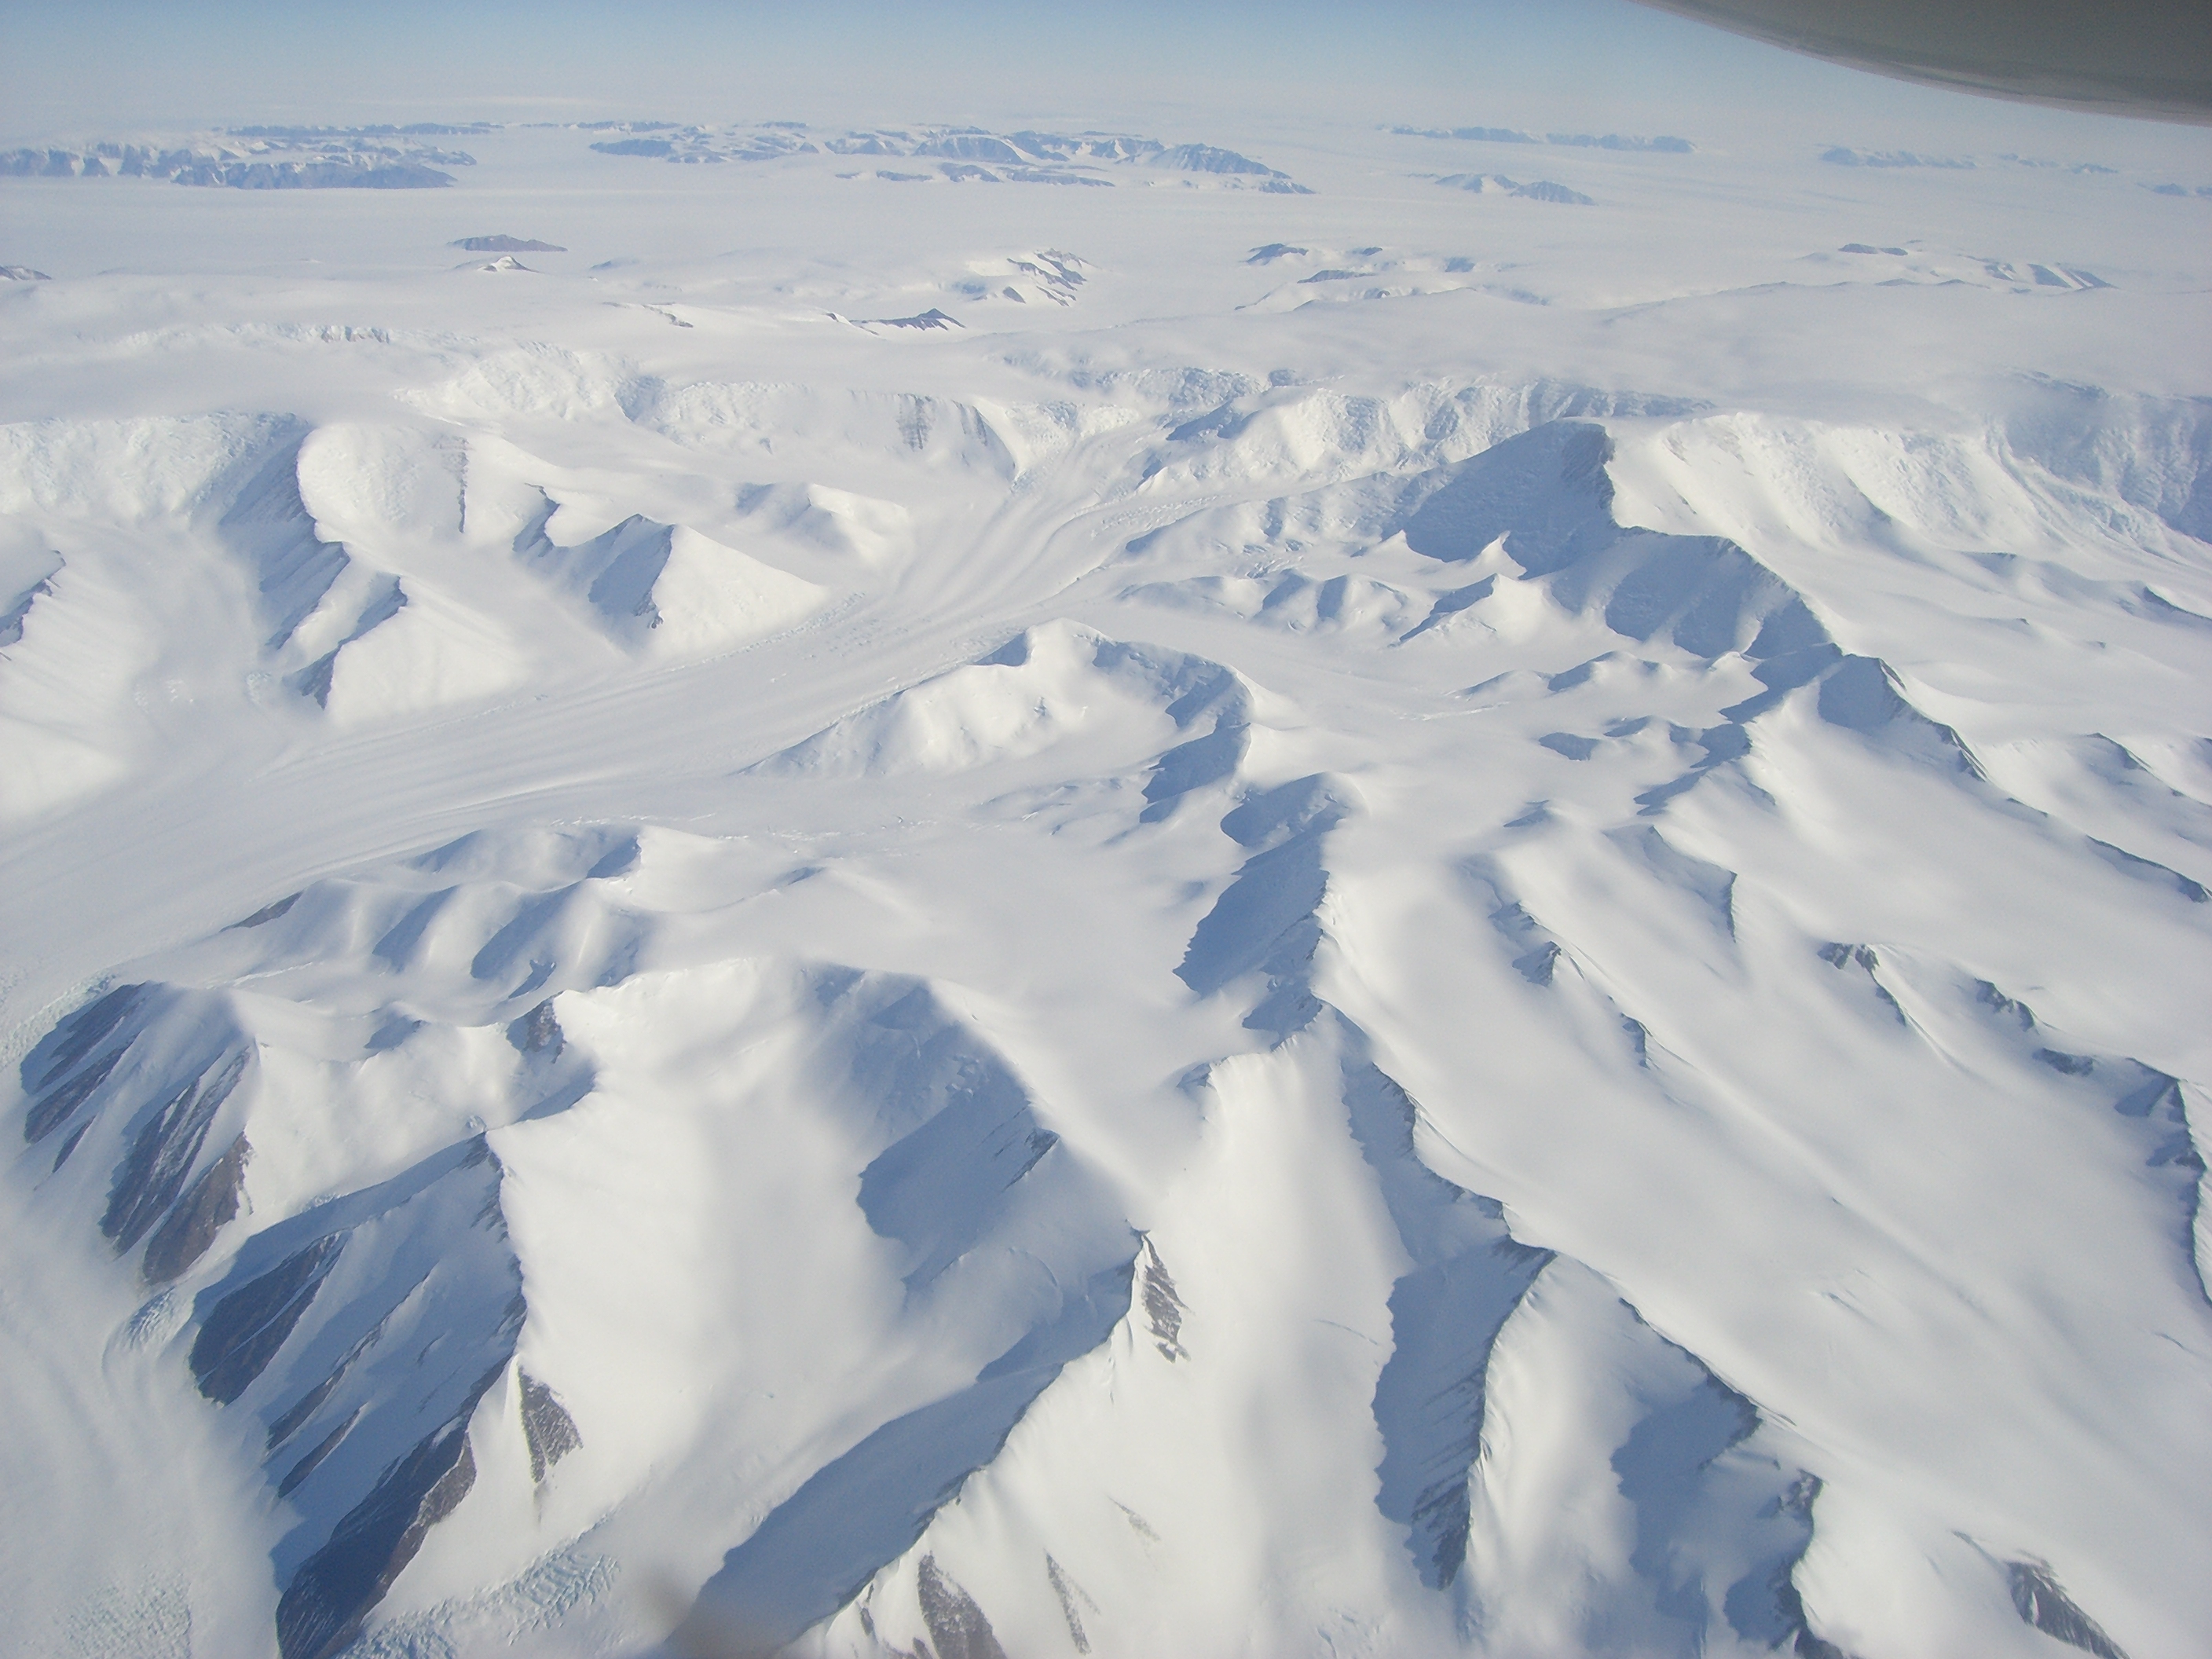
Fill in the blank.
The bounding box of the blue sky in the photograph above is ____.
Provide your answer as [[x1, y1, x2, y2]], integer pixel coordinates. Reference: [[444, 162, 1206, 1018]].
[[5, 0, 2207, 167]]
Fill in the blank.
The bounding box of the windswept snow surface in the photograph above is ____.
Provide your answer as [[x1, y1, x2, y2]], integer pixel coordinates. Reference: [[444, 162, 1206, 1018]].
[[2, 117, 2210, 1659]]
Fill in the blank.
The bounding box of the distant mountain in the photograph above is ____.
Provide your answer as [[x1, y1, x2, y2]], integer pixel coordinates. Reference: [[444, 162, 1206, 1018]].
[[450, 235, 566, 253]]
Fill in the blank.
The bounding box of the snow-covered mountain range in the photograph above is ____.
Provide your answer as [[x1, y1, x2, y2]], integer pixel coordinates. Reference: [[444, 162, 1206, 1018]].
[[1, 113, 2207, 1659]]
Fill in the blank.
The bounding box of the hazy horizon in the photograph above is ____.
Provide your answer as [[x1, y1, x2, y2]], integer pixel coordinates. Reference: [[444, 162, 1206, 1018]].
[[7, 0, 2210, 170]]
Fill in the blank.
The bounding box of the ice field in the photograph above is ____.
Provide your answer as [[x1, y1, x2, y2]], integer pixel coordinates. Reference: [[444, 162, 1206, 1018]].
[[2, 109, 2210, 1659]]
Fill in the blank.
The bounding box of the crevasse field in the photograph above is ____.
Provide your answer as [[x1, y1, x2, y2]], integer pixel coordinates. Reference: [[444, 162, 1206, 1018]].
[[2, 110, 2209, 1659]]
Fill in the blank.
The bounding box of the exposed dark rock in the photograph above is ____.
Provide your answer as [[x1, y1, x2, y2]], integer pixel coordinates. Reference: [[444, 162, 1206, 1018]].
[[141, 1133, 251, 1284], [102, 1050, 251, 1251], [276, 1423, 477, 1659], [1, 563, 57, 645], [1138, 1238, 1185, 1361], [2034, 1048, 2097, 1075], [285, 652, 338, 707], [2009, 1562, 2130, 1659], [276, 1405, 360, 1499], [21, 982, 147, 1094], [519, 1369, 581, 1482], [1975, 979, 2038, 1030], [51, 1122, 89, 1170], [1044, 1554, 1094, 1654], [229, 893, 301, 928], [916, 1556, 1008, 1659], [268, 1346, 357, 1450], [507, 998, 563, 1060], [869, 308, 962, 331], [191, 1232, 346, 1404], [23, 1041, 129, 1142]]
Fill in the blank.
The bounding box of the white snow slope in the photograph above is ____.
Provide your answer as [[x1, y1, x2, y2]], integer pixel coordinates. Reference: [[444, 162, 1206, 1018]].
[[1, 117, 2210, 1659]]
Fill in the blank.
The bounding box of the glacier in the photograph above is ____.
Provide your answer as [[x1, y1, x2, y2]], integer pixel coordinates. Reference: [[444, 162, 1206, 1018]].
[[0, 108, 2208, 1659]]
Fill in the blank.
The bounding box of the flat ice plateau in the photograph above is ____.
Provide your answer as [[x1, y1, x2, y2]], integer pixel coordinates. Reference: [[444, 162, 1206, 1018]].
[[1, 115, 2209, 1659]]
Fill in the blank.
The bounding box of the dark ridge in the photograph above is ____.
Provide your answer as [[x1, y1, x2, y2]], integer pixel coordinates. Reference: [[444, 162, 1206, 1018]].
[[102, 1050, 251, 1251], [276, 1424, 477, 1659], [191, 1232, 347, 1404], [141, 1133, 251, 1284], [1816, 943, 1907, 1024], [23, 1042, 130, 1143], [2009, 1562, 2130, 1659], [2084, 836, 2209, 903], [268, 1347, 353, 1450], [51, 1122, 90, 1170], [1975, 980, 2038, 1030], [1, 563, 57, 645], [229, 892, 300, 929], [520, 1370, 581, 1482], [20, 982, 148, 1094], [869, 307, 962, 330], [2034, 1048, 2097, 1075], [917, 1555, 1009, 1659], [286, 653, 338, 707], [276, 1405, 360, 1499], [1513, 939, 1563, 984]]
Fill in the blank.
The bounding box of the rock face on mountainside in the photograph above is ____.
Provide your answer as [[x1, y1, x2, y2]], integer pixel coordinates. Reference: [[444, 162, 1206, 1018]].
[[1, 112, 2208, 1659]]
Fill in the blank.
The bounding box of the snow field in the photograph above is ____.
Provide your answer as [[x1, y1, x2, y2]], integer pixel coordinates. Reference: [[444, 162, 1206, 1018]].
[[1, 110, 2208, 1659]]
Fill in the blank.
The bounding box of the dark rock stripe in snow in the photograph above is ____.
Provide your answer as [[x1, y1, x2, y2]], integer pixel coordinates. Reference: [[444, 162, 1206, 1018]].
[[916, 1555, 1009, 1659], [192, 1232, 347, 1404], [276, 1421, 478, 1659], [141, 1132, 251, 1284], [519, 1370, 580, 1483], [2008, 1561, 2130, 1659], [102, 1049, 251, 1253]]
